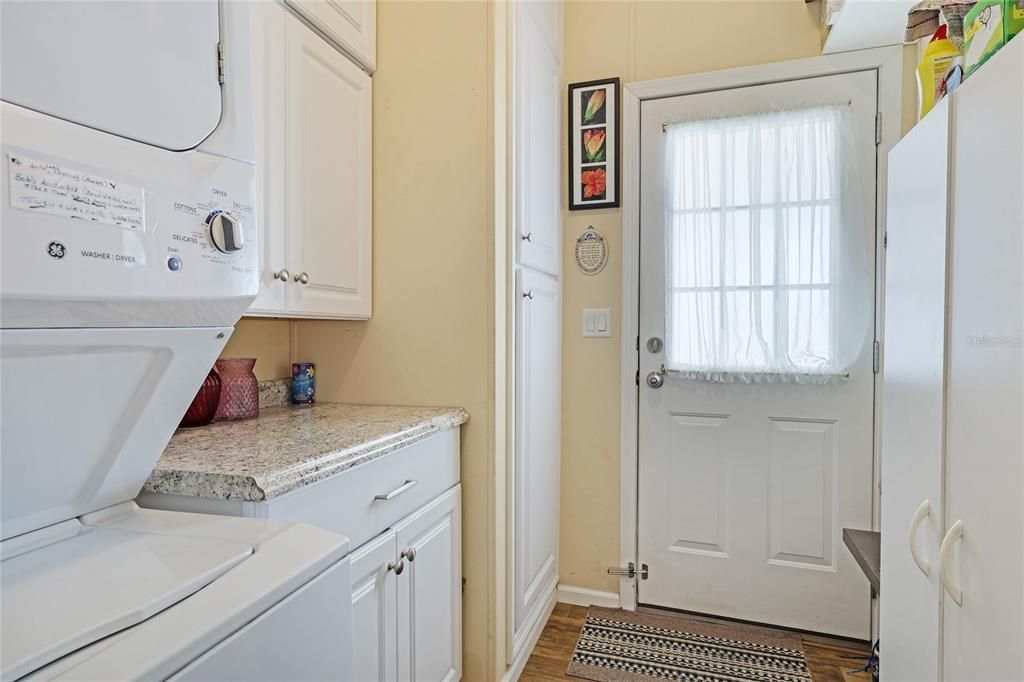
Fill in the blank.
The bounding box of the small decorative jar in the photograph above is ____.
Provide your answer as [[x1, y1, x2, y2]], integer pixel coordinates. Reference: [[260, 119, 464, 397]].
[[214, 358, 259, 420], [291, 363, 315, 405], [180, 369, 221, 428]]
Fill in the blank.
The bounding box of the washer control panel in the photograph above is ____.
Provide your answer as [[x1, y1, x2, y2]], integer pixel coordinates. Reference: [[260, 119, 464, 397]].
[[207, 210, 244, 253]]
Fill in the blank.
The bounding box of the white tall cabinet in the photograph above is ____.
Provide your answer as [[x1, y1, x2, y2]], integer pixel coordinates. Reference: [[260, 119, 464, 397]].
[[880, 37, 1023, 681], [508, 0, 563, 673], [248, 0, 373, 320]]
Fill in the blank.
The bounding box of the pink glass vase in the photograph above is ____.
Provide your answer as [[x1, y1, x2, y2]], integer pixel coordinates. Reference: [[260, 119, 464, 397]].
[[180, 369, 222, 428], [214, 358, 259, 420]]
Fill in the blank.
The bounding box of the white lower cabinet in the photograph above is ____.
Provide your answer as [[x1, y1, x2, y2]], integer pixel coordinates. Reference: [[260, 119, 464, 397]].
[[350, 486, 461, 682], [350, 531, 399, 682], [248, 1, 372, 320], [395, 487, 462, 682]]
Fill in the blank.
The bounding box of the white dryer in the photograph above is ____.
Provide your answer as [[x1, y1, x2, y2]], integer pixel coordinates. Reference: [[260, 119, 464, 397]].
[[0, 2, 353, 680]]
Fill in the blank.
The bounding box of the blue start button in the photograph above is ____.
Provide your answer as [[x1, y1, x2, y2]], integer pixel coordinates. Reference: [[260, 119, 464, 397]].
[[167, 256, 182, 272]]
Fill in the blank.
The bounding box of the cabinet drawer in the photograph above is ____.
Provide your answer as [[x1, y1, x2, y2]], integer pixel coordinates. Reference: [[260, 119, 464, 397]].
[[268, 429, 459, 549]]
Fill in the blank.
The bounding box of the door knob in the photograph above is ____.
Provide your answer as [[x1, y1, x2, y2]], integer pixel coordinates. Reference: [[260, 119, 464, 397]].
[[646, 365, 667, 389], [522, 232, 534, 242], [387, 559, 405, 576], [401, 548, 417, 563], [293, 271, 310, 284], [274, 268, 290, 282], [523, 290, 534, 300]]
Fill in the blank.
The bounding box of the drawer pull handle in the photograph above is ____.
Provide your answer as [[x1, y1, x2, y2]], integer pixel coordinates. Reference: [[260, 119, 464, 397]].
[[387, 559, 405, 575], [401, 548, 417, 563], [374, 479, 418, 501]]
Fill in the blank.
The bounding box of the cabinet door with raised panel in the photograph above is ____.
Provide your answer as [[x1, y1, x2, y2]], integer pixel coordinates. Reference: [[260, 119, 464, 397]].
[[350, 529, 399, 682], [247, 0, 289, 315], [285, 0, 376, 72], [514, 2, 561, 277], [395, 486, 461, 682], [510, 268, 560, 655], [284, 15, 372, 319]]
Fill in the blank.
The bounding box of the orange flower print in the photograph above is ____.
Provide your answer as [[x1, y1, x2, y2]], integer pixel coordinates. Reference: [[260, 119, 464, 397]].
[[581, 168, 607, 199], [583, 129, 606, 162]]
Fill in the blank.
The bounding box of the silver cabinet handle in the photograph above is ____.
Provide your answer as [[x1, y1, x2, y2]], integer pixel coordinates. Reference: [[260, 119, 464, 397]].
[[401, 547, 416, 563], [522, 232, 534, 242], [387, 559, 405, 575], [293, 271, 310, 285], [374, 479, 418, 501], [274, 268, 290, 282], [523, 290, 534, 300]]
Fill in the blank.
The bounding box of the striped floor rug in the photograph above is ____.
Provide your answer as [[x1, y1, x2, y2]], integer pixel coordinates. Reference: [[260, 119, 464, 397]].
[[567, 607, 813, 682]]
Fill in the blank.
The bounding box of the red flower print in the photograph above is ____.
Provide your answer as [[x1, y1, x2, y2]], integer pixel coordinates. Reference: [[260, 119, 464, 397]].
[[581, 168, 607, 199]]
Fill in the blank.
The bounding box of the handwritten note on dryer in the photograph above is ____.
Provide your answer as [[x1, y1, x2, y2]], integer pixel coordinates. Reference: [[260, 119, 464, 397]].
[[7, 154, 145, 230]]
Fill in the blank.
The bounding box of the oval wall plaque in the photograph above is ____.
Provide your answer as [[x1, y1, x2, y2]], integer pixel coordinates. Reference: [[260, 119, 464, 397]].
[[575, 226, 608, 276]]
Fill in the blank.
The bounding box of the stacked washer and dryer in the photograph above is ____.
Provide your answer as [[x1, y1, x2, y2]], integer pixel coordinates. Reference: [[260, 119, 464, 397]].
[[0, 2, 353, 679]]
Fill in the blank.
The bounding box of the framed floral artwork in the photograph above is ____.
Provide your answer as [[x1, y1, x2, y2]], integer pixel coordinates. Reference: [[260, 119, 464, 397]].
[[568, 77, 620, 210]]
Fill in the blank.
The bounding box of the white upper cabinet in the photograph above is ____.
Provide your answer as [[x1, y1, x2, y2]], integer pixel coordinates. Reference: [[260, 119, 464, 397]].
[[284, 15, 372, 319], [285, 0, 376, 73], [514, 3, 562, 277], [248, 2, 372, 320]]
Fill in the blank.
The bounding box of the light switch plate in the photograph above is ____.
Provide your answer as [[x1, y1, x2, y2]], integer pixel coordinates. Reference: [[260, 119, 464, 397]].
[[583, 309, 612, 338]]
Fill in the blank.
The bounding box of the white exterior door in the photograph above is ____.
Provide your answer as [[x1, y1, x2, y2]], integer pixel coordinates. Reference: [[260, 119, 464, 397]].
[[637, 71, 878, 638], [350, 530, 398, 682], [284, 13, 372, 319], [878, 98, 949, 680], [395, 486, 461, 682]]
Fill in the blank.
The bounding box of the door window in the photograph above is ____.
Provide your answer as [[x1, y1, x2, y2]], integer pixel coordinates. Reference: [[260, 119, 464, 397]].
[[663, 105, 869, 382]]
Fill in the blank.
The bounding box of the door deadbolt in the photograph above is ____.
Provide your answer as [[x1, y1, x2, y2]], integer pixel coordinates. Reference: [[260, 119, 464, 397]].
[[646, 337, 664, 353]]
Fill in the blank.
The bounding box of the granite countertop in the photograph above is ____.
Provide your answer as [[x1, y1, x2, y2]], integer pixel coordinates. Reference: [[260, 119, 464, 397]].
[[143, 403, 469, 503]]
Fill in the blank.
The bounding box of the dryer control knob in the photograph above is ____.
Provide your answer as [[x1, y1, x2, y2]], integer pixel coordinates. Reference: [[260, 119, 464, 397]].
[[207, 211, 244, 253]]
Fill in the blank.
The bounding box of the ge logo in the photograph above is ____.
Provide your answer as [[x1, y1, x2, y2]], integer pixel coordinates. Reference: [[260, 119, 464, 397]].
[[47, 241, 66, 259]]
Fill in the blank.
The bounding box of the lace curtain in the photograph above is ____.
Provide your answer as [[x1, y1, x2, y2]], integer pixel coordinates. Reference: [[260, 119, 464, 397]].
[[663, 105, 870, 384]]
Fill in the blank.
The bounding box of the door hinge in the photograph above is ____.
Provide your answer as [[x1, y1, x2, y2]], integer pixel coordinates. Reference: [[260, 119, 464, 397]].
[[875, 112, 882, 145], [217, 42, 226, 85], [635, 370, 640, 387], [608, 562, 648, 580], [883, 231, 888, 249], [873, 340, 881, 374]]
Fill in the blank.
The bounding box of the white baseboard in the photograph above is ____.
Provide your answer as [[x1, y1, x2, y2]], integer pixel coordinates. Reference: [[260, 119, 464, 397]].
[[556, 584, 621, 609], [502, 583, 557, 682]]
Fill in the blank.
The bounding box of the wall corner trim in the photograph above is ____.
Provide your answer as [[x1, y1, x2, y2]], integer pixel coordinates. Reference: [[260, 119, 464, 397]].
[[556, 584, 622, 609]]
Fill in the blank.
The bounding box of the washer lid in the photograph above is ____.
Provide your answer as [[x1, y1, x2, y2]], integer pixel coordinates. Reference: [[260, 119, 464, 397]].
[[0, 0, 223, 151], [0, 520, 253, 681]]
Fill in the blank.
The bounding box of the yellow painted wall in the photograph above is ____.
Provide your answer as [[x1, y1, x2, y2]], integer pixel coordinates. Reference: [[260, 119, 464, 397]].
[[223, 318, 292, 381], [559, 0, 827, 594], [293, 2, 499, 679]]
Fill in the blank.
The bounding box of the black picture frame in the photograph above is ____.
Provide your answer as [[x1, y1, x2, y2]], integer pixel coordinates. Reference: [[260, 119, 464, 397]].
[[568, 77, 620, 211]]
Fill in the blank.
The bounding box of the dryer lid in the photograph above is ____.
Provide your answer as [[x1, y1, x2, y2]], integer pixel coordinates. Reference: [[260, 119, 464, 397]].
[[0, 327, 230, 541], [0, 0, 223, 151], [0, 519, 253, 681]]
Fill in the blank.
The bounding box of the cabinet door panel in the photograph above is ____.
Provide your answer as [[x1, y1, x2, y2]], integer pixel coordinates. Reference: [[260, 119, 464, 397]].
[[515, 5, 561, 277], [878, 98, 948, 682], [395, 486, 461, 682], [247, 1, 288, 315], [943, 40, 1024, 682], [285, 0, 376, 72], [285, 16, 372, 319], [510, 268, 560, 653], [350, 530, 398, 682]]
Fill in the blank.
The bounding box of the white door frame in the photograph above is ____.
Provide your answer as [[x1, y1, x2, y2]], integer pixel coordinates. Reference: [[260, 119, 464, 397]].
[[618, 46, 906, 612]]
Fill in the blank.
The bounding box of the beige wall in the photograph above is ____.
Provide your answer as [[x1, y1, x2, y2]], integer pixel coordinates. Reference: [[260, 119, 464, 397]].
[[559, 0, 827, 594], [224, 3, 501, 678]]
